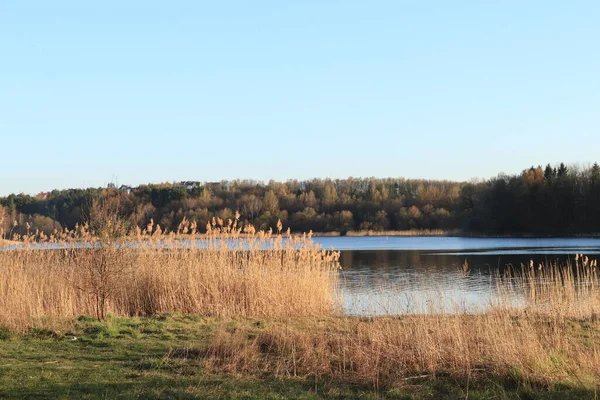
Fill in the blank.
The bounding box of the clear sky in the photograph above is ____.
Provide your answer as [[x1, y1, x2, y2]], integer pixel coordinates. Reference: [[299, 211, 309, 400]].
[[1, 1, 599, 195]]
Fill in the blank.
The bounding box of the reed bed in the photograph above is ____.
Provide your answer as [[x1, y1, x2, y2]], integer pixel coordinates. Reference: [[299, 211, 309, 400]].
[[204, 259, 600, 390], [496, 256, 600, 316], [1, 204, 599, 391], [0, 217, 341, 331]]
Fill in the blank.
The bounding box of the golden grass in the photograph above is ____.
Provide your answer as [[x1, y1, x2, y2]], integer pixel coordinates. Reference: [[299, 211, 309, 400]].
[[1, 203, 599, 390], [203, 259, 600, 389], [204, 312, 600, 390], [0, 239, 20, 246], [0, 217, 341, 331]]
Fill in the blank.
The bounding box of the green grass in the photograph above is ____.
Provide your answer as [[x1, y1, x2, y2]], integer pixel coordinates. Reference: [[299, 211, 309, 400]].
[[0, 315, 596, 399]]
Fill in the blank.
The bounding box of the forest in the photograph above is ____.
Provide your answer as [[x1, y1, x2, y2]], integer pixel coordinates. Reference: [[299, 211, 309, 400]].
[[2, 162, 600, 237]]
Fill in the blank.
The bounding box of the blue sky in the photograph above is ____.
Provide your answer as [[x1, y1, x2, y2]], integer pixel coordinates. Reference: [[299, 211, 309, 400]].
[[1, 1, 599, 195]]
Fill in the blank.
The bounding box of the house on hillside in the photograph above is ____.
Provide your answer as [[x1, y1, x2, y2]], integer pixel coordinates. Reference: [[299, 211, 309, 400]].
[[181, 181, 201, 191], [119, 185, 133, 194]]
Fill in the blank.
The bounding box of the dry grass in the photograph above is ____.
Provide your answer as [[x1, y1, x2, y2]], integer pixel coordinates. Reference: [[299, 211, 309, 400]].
[[0, 215, 340, 331], [203, 259, 600, 390], [205, 313, 600, 390], [1, 203, 599, 391]]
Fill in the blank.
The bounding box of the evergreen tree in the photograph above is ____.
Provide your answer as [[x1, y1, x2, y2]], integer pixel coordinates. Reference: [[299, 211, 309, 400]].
[[544, 164, 555, 183], [557, 163, 568, 178], [591, 163, 600, 184]]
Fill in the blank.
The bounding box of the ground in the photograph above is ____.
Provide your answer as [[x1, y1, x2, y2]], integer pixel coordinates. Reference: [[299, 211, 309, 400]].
[[0, 315, 596, 399]]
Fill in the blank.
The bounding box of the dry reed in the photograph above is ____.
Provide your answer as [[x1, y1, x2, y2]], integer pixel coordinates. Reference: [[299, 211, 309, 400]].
[[2, 206, 599, 390], [204, 259, 600, 390], [0, 216, 341, 331]]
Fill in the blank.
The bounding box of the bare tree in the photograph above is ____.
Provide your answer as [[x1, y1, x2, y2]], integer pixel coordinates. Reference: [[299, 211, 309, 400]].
[[71, 196, 136, 320]]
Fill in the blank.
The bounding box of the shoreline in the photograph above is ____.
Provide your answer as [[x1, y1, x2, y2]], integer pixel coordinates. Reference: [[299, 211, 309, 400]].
[[5, 231, 600, 244], [314, 230, 600, 239]]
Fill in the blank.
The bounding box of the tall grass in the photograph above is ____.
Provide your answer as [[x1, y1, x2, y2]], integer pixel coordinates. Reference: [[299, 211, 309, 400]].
[[204, 259, 600, 389], [0, 215, 341, 331], [496, 256, 600, 317], [2, 206, 600, 390]]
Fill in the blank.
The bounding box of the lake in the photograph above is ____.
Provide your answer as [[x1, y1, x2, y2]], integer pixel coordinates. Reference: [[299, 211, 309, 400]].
[[3, 236, 599, 315], [309, 237, 600, 315]]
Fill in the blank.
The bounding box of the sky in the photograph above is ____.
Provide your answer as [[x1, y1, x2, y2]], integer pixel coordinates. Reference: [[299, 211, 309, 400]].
[[1, 1, 599, 196]]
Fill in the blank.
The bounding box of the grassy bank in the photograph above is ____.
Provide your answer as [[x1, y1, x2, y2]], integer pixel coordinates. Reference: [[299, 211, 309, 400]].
[[1, 209, 600, 398], [2, 257, 600, 398], [0, 314, 597, 399]]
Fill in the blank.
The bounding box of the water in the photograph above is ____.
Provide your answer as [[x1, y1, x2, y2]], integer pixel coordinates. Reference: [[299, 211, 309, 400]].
[[309, 237, 600, 315], [4, 236, 599, 315]]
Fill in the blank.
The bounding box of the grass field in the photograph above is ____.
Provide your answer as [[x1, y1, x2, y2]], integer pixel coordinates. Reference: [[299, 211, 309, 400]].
[[0, 314, 597, 400]]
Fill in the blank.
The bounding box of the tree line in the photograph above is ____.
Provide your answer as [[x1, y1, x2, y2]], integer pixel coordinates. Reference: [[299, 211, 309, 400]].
[[2, 163, 600, 237]]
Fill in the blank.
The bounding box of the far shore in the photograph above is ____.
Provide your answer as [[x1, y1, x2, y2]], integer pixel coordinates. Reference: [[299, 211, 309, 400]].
[[315, 230, 600, 239], [4, 230, 600, 246], [0, 239, 21, 245], [341, 229, 452, 237]]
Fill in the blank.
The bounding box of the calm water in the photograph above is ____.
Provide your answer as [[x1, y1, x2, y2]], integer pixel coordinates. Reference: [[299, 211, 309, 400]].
[[310, 237, 600, 315], [4, 236, 600, 315]]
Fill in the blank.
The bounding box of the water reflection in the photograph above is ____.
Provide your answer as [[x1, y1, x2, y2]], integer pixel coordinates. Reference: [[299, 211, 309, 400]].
[[4, 235, 599, 315], [338, 249, 595, 315]]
